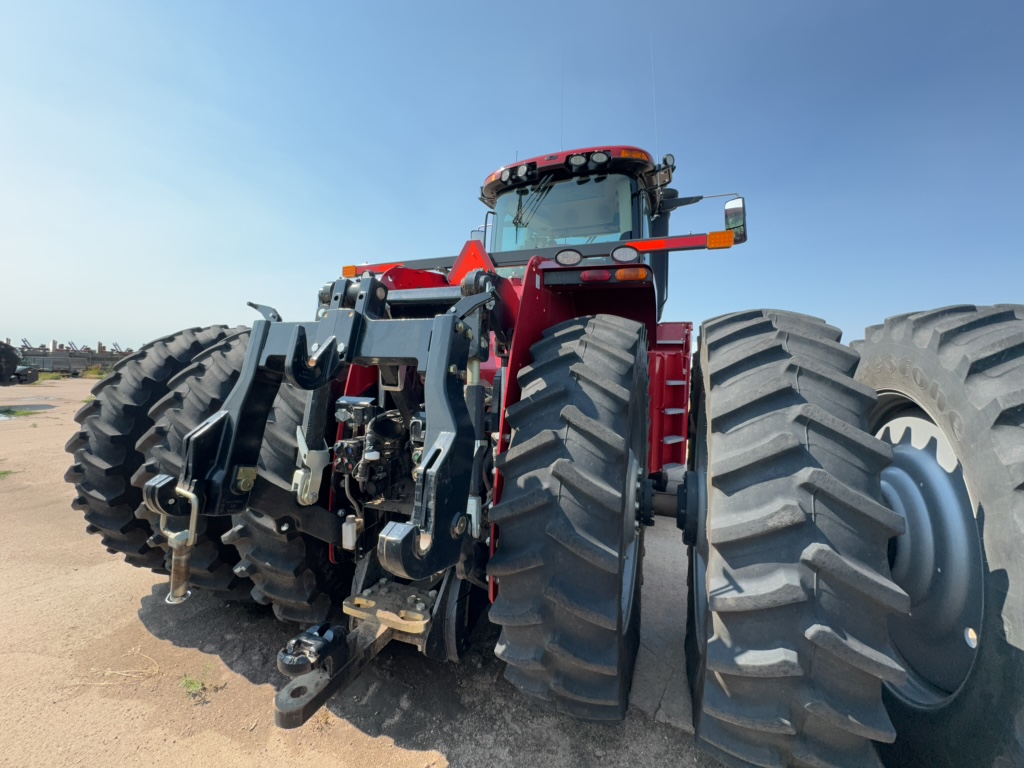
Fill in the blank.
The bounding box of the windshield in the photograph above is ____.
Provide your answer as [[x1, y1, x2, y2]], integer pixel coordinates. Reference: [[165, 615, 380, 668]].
[[491, 173, 638, 252]]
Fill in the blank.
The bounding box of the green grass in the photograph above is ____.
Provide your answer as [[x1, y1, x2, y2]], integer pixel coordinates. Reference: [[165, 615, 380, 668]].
[[0, 470, 13, 480], [0, 409, 35, 418], [180, 674, 207, 702], [36, 372, 63, 381], [81, 365, 110, 380]]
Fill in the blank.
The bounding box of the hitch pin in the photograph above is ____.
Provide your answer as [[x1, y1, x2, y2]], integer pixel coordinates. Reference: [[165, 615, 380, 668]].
[[161, 488, 201, 605]]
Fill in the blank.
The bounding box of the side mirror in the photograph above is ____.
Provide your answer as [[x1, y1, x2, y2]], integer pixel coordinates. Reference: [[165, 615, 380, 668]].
[[469, 227, 486, 243], [724, 198, 747, 244]]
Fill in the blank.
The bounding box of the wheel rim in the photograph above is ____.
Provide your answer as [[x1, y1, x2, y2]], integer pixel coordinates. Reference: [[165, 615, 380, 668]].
[[621, 452, 641, 628], [690, 401, 710, 668], [874, 397, 984, 708]]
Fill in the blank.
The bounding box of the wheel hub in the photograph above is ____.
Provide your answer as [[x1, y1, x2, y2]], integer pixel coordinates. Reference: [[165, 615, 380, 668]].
[[622, 453, 641, 625], [878, 413, 984, 705]]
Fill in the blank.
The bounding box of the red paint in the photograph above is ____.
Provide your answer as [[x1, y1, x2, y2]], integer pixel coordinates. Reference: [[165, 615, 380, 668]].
[[481, 146, 659, 206], [629, 235, 708, 252], [490, 256, 575, 602], [449, 239, 497, 286], [379, 265, 449, 290], [485, 145, 657, 183], [647, 322, 693, 475]]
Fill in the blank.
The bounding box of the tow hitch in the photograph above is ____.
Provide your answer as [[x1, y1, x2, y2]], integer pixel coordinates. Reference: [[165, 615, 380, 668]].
[[274, 569, 480, 727]]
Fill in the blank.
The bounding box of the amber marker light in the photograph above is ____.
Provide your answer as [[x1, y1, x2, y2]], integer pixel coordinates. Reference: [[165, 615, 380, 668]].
[[620, 149, 649, 161], [615, 267, 649, 281], [342, 263, 400, 278], [707, 230, 736, 249]]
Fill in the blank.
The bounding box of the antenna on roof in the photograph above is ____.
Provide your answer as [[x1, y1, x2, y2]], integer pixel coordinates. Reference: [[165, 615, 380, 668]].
[[649, 32, 660, 165], [560, 49, 565, 151]]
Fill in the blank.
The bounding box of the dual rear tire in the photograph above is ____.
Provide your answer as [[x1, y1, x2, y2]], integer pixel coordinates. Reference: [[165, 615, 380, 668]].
[[66, 327, 349, 624], [687, 311, 906, 767], [687, 305, 1024, 768], [853, 305, 1024, 768]]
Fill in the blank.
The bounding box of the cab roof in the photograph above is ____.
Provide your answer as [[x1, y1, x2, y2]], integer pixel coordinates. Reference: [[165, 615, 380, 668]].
[[480, 145, 660, 209]]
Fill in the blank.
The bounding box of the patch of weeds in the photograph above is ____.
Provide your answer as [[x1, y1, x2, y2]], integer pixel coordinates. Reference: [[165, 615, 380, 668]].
[[180, 674, 208, 704], [311, 709, 334, 732], [0, 470, 13, 480], [82, 395, 96, 403], [0, 409, 35, 418], [36, 372, 63, 382], [81, 365, 110, 380]]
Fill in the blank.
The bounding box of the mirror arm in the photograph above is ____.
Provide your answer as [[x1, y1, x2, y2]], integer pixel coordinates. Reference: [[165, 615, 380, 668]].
[[658, 195, 703, 214]]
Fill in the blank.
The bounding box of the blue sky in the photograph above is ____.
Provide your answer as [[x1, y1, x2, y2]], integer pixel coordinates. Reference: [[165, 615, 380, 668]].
[[1, 1, 1021, 349]]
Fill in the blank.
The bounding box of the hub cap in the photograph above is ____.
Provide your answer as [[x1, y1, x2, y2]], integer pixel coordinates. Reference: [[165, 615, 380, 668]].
[[621, 452, 641, 626], [877, 410, 984, 707]]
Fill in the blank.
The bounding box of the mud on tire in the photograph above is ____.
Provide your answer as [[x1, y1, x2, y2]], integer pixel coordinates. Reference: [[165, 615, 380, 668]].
[[854, 305, 1024, 768], [688, 310, 907, 768], [488, 314, 648, 720], [65, 325, 239, 570]]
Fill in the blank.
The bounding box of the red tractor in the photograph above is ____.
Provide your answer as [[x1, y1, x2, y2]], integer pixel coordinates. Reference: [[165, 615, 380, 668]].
[[66, 146, 1024, 767]]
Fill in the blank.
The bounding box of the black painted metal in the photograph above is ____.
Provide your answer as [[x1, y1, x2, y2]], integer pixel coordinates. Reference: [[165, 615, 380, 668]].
[[148, 274, 502, 581], [247, 479, 344, 544]]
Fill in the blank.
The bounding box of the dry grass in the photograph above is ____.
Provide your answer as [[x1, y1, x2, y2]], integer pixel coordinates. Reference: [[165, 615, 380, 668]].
[[77, 647, 160, 687]]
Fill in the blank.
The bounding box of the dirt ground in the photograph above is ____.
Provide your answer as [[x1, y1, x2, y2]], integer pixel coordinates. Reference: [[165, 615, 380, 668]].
[[0, 379, 722, 768]]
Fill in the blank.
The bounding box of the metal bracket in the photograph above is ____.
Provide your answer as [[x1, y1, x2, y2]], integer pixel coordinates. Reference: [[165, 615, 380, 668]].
[[247, 301, 283, 323], [143, 476, 202, 606], [291, 426, 331, 506], [274, 621, 392, 729], [343, 579, 438, 634]]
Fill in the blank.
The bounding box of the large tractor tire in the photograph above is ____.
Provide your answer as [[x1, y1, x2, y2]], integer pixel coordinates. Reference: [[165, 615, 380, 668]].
[[133, 329, 351, 624], [687, 310, 907, 768], [853, 305, 1024, 768], [133, 330, 255, 600], [226, 378, 353, 626], [488, 314, 648, 720], [65, 325, 239, 570]]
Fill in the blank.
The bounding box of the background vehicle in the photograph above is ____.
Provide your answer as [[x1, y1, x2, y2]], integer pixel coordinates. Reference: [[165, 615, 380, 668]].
[[65, 147, 1021, 767], [0, 341, 21, 384]]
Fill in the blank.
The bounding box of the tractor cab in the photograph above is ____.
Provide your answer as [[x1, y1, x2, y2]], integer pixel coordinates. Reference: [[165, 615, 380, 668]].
[[480, 146, 669, 254], [480, 146, 745, 317]]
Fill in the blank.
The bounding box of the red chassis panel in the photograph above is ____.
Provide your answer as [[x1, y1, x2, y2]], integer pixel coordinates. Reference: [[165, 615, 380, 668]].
[[648, 323, 692, 473]]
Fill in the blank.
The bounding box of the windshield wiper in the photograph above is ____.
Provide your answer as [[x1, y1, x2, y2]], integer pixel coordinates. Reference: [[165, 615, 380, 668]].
[[512, 174, 555, 230]]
